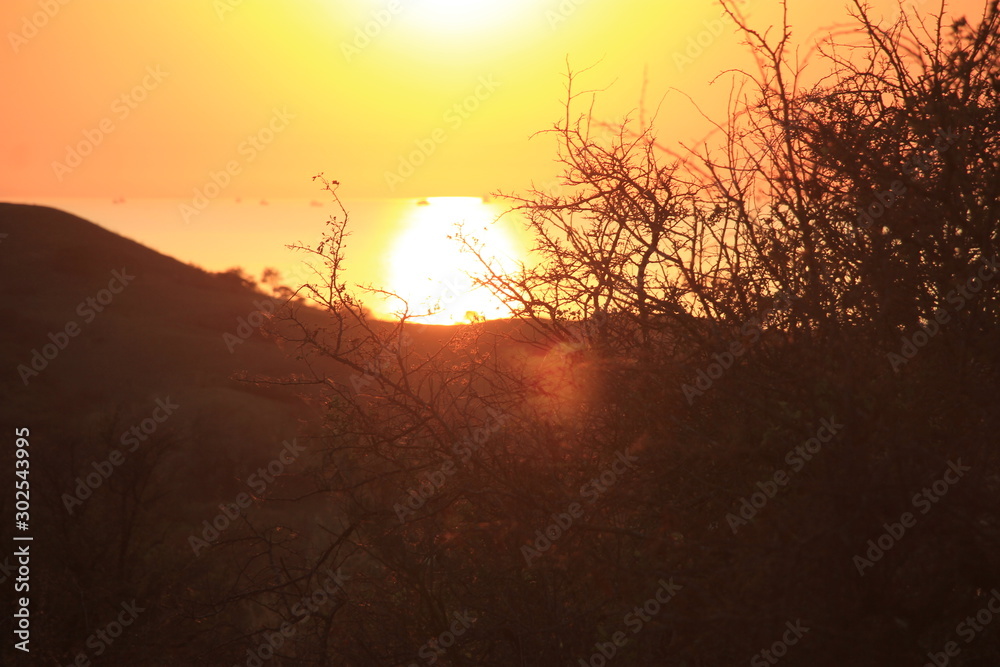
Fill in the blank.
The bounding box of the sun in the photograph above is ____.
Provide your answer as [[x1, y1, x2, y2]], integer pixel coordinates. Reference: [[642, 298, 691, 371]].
[[412, 0, 483, 24], [382, 197, 522, 325], [401, 0, 524, 32]]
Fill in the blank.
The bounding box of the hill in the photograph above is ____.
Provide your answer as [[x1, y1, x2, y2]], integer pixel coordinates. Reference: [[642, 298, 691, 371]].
[[0, 203, 623, 665], [0, 204, 343, 663]]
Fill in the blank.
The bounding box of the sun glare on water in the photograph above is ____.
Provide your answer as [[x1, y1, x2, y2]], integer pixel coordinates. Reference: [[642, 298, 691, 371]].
[[383, 197, 522, 325]]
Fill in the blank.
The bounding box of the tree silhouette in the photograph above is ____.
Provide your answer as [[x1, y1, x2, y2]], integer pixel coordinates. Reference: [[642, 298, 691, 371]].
[[215, 2, 1000, 665]]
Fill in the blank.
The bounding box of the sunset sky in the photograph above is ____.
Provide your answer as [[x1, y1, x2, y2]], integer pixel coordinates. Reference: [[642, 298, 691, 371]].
[[7, 0, 979, 199], [1, 0, 984, 318]]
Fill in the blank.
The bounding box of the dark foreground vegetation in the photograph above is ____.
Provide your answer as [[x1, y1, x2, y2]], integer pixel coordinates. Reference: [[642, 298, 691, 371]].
[[3, 1, 1000, 665]]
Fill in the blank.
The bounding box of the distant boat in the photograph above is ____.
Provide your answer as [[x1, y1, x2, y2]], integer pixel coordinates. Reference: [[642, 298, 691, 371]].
[[417, 198, 430, 206]]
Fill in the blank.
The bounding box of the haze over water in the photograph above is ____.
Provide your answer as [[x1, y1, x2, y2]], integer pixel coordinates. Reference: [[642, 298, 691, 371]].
[[7, 195, 528, 322]]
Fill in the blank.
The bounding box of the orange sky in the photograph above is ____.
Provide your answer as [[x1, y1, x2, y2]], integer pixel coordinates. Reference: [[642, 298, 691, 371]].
[[2, 0, 987, 321], [3, 0, 983, 203]]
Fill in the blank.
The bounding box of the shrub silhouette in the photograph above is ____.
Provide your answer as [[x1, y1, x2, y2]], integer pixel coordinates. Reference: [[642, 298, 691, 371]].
[[259, 3, 1000, 664]]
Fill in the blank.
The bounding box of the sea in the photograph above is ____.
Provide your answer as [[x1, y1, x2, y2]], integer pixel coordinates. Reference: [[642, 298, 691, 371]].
[[4, 195, 531, 322]]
